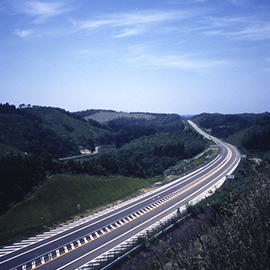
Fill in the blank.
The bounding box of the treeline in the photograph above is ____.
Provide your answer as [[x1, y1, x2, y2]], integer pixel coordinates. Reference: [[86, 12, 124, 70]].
[[0, 104, 113, 158], [0, 154, 47, 215], [107, 113, 184, 133], [192, 112, 270, 139], [106, 114, 185, 148], [241, 116, 270, 152], [0, 103, 81, 123], [64, 129, 207, 178], [0, 128, 208, 215], [0, 103, 84, 157], [0, 115, 79, 158], [0, 152, 83, 216], [0, 104, 186, 158], [0, 103, 42, 122]]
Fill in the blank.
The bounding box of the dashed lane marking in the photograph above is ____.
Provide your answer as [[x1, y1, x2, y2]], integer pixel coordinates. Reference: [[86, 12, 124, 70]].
[[6, 144, 235, 270]]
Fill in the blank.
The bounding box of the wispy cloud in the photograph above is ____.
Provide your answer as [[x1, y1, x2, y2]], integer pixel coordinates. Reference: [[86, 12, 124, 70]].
[[72, 41, 228, 72], [16, 1, 72, 23], [123, 46, 228, 72], [147, 55, 228, 70], [200, 16, 270, 41], [113, 27, 145, 38], [12, 25, 75, 39], [13, 29, 33, 38], [227, 23, 270, 41], [72, 10, 197, 37]]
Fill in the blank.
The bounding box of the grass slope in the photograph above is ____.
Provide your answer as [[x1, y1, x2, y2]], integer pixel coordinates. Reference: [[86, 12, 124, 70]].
[[0, 174, 159, 246]]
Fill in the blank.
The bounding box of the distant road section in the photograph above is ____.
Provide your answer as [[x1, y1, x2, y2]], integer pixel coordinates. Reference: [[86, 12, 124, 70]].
[[188, 120, 219, 143], [59, 146, 100, 161], [0, 121, 241, 270]]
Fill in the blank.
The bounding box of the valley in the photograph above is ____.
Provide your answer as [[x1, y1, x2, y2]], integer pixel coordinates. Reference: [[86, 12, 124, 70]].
[[0, 103, 269, 269]]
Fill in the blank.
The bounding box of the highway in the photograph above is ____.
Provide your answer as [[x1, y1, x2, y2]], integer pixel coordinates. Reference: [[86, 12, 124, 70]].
[[0, 121, 241, 270]]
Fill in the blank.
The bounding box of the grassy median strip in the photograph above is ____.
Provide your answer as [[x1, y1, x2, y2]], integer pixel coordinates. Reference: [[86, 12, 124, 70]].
[[0, 174, 160, 246]]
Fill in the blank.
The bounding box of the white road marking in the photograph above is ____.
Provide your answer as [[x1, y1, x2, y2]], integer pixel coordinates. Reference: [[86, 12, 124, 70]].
[[1, 139, 236, 270]]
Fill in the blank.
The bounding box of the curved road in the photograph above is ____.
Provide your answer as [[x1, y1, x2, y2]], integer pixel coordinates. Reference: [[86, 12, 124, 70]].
[[0, 121, 241, 270]]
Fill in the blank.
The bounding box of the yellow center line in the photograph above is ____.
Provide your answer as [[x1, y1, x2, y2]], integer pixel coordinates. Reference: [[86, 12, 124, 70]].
[[32, 144, 233, 270]]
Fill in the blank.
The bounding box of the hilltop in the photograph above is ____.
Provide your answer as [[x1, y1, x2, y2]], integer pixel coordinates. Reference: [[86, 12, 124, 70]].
[[0, 104, 109, 158], [80, 110, 156, 124], [1, 103, 269, 160], [0, 104, 185, 158], [1, 103, 270, 251], [78, 109, 185, 133]]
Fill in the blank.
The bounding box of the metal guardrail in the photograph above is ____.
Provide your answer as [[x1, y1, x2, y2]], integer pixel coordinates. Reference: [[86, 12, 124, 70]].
[[11, 189, 189, 270], [11, 148, 221, 270], [78, 213, 191, 270]]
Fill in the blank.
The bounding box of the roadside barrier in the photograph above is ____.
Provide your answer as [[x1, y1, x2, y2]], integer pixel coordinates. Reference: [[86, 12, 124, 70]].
[[78, 213, 191, 270]]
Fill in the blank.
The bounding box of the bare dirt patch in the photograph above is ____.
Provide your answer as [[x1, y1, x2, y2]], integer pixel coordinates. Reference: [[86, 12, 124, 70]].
[[84, 111, 156, 124]]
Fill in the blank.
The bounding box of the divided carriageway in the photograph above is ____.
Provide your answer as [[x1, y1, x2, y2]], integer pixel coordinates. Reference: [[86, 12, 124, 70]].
[[0, 121, 241, 270]]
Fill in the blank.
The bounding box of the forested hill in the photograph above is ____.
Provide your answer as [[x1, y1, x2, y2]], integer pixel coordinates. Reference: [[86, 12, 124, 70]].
[[78, 110, 185, 148], [192, 112, 270, 158], [0, 104, 184, 158], [0, 104, 189, 216], [191, 112, 270, 139], [78, 109, 184, 131], [240, 116, 270, 156], [0, 104, 110, 158]]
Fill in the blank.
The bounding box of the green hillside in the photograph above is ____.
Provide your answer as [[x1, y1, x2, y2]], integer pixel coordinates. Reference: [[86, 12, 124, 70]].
[[0, 113, 33, 155], [227, 116, 270, 158], [23, 107, 111, 146], [0, 104, 185, 158], [1, 105, 270, 256], [192, 112, 270, 158], [0, 174, 159, 246], [0, 104, 190, 218], [192, 112, 270, 139], [81, 109, 185, 132], [0, 104, 112, 158]]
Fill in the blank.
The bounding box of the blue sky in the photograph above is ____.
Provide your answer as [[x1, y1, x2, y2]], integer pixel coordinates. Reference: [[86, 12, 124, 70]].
[[0, 0, 270, 115]]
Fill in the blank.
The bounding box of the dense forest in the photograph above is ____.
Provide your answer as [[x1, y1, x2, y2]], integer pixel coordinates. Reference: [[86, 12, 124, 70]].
[[192, 112, 270, 158], [82, 129, 207, 178], [191, 112, 270, 139], [0, 103, 185, 158], [1, 103, 270, 267], [1, 104, 270, 218], [0, 103, 98, 157], [0, 103, 201, 216], [241, 116, 270, 152]]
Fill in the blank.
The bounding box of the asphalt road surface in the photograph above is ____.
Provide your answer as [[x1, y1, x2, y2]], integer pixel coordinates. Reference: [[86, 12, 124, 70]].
[[0, 121, 241, 270]]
